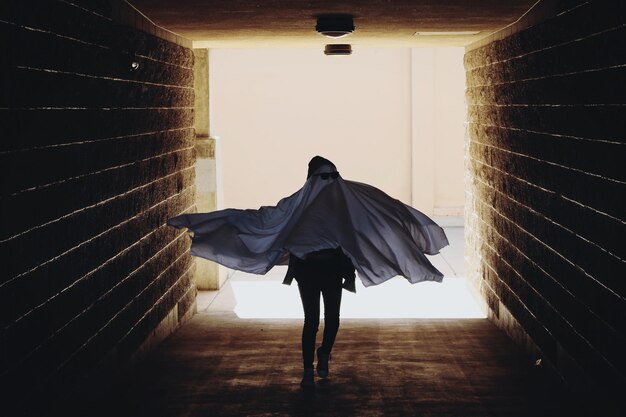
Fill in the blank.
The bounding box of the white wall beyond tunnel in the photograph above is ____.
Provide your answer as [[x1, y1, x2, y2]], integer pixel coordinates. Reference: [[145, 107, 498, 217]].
[[209, 47, 466, 216]]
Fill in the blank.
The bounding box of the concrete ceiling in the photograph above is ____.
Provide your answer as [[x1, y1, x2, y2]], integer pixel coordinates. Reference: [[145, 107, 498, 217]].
[[129, 0, 537, 48]]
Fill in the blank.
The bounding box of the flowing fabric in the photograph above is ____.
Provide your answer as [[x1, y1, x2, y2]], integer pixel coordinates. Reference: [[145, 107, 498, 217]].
[[168, 163, 449, 287]]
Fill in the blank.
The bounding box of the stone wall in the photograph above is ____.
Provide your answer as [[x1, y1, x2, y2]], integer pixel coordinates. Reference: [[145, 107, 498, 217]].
[[464, 0, 626, 407], [191, 48, 221, 289], [0, 0, 196, 412]]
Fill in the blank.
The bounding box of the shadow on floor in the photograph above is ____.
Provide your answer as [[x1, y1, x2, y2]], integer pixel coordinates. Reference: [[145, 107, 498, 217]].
[[57, 311, 600, 417]]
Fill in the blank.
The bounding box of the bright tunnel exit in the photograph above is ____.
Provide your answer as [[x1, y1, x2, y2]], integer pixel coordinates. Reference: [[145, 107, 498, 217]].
[[229, 274, 485, 319], [199, 227, 487, 319], [198, 46, 476, 319]]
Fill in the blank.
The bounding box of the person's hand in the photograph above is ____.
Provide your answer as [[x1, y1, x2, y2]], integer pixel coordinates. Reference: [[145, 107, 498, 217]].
[[342, 275, 356, 293]]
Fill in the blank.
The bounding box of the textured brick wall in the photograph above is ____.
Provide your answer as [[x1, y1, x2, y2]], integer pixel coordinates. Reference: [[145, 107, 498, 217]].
[[0, 0, 196, 412], [464, 0, 626, 406]]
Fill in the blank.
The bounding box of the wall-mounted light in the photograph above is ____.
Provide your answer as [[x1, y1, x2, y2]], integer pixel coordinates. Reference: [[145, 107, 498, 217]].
[[316, 14, 355, 38], [123, 51, 140, 72], [324, 44, 352, 56]]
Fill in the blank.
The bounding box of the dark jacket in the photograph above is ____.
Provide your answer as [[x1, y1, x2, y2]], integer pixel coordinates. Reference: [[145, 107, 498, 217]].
[[283, 248, 357, 293]]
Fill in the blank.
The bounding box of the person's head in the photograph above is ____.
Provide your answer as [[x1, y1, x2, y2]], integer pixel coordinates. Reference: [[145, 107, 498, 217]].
[[307, 156, 338, 179]]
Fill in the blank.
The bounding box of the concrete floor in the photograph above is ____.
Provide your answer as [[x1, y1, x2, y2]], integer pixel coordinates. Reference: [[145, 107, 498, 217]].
[[67, 314, 585, 417], [61, 222, 591, 416], [91, 312, 577, 417]]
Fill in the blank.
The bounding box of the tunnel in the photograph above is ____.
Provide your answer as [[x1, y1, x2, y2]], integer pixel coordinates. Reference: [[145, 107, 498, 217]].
[[1, 0, 625, 416]]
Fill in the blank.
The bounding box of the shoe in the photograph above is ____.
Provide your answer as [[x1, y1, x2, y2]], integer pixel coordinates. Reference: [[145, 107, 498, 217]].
[[316, 348, 332, 379], [300, 368, 315, 388]]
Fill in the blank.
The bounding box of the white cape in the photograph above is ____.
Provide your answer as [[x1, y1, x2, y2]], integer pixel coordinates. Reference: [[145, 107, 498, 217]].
[[168, 175, 449, 287]]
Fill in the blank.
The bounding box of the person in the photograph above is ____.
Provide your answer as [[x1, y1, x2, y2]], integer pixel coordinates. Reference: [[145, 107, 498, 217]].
[[282, 157, 357, 387], [168, 155, 449, 388]]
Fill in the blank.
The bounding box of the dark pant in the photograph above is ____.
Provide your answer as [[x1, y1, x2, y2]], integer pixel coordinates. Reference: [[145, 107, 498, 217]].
[[296, 260, 343, 369]]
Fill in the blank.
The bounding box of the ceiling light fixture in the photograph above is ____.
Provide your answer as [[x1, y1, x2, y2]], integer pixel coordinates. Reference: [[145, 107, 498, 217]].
[[324, 44, 352, 56], [316, 14, 355, 38]]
